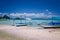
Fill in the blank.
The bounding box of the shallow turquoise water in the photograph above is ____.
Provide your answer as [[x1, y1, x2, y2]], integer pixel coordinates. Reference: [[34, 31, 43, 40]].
[[0, 19, 60, 27]]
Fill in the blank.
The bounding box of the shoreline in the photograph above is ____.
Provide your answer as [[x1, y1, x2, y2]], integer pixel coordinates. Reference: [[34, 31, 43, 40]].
[[0, 24, 60, 40]]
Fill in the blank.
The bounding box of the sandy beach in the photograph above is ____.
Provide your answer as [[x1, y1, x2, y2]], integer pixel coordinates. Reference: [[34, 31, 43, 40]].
[[0, 24, 60, 40]]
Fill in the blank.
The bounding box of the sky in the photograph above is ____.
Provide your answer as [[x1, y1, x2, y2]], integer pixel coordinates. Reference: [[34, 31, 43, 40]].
[[0, 0, 60, 15]]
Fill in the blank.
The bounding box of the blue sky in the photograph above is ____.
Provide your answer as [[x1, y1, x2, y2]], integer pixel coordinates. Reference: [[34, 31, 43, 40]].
[[0, 0, 60, 15]]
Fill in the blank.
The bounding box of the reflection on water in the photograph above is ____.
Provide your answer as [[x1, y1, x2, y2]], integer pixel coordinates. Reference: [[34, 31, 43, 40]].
[[0, 19, 60, 27]]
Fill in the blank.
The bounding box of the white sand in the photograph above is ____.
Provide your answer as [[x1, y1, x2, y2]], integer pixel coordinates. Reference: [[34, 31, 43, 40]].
[[0, 24, 60, 40]]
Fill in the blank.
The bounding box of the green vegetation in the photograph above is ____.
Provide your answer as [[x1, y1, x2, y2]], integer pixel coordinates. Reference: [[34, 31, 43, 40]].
[[0, 15, 10, 21], [3, 15, 10, 19]]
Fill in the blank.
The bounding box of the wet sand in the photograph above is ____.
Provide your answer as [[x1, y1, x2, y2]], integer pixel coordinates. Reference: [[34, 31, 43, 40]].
[[0, 24, 60, 40]]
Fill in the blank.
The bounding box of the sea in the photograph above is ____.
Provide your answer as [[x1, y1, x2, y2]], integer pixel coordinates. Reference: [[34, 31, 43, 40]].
[[0, 19, 60, 27]]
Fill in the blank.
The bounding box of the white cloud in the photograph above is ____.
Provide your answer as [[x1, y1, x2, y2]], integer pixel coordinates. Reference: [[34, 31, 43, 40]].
[[9, 12, 54, 18], [26, 18, 32, 21], [47, 15, 52, 18], [48, 12, 52, 14], [10, 13, 23, 17], [10, 13, 52, 18], [45, 9, 49, 11], [34, 13, 45, 18], [0, 13, 2, 14]]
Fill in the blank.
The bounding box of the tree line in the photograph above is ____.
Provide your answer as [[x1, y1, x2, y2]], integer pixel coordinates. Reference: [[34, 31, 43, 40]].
[[0, 15, 10, 19], [0, 15, 25, 20]]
